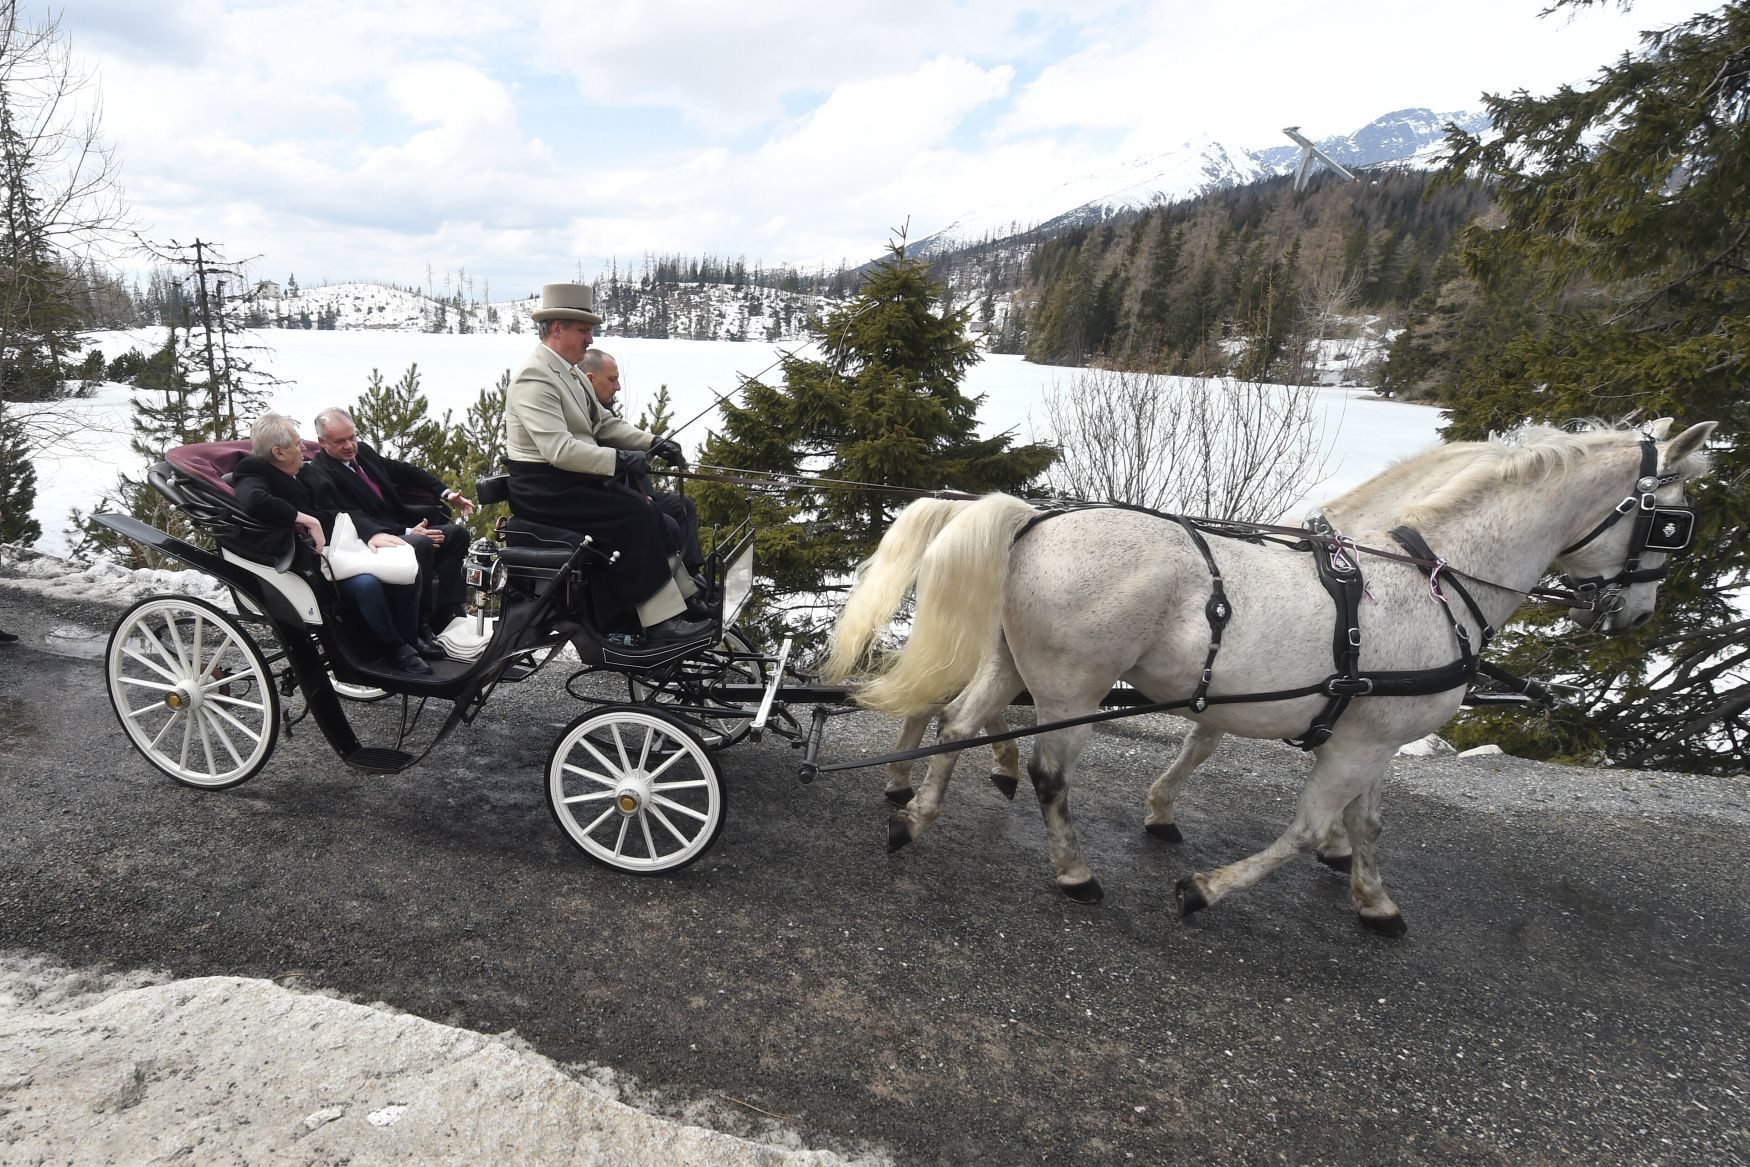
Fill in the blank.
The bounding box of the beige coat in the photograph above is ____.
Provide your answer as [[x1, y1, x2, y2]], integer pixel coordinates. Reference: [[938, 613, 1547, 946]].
[[505, 343, 653, 477]]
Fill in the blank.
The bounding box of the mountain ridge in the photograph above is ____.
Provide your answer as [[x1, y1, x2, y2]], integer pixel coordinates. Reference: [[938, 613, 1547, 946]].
[[911, 106, 1490, 258]]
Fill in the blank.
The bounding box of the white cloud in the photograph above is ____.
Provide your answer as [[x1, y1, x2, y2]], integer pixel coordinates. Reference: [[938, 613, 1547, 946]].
[[44, 0, 1723, 294]]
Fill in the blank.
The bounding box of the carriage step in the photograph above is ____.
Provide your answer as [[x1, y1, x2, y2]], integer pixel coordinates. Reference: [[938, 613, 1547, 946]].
[[343, 747, 418, 773]]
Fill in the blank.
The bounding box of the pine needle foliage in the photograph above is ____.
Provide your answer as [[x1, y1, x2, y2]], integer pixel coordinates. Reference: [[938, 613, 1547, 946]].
[[1429, 1, 1750, 773], [693, 241, 1057, 638]]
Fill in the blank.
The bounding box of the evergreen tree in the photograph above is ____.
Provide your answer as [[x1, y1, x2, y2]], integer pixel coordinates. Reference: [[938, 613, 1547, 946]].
[[1431, 1, 1750, 773], [634, 383, 676, 434], [352, 363, 443, 461], [694, 241, 1056, 637], [0, 406, 39, 544]]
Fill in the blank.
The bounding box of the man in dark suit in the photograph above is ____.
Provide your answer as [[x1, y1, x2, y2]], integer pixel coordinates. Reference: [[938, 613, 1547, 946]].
[[303, 407, 476, 646]]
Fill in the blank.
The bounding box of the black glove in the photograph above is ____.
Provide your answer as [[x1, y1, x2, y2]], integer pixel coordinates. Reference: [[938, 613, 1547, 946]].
[[615, 448, 650, 478], [649, 436, 689, 468]]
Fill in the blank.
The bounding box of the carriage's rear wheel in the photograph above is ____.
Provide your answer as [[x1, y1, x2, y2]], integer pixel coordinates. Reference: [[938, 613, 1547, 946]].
[[546, 707, 724, 873], [626, 626, 761, 749], [105, 596, 280, 789]]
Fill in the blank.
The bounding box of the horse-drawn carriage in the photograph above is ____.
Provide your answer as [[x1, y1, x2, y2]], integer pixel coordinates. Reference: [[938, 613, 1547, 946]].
[[95, 440, 826, 875], [97, 419, 1714, 931]]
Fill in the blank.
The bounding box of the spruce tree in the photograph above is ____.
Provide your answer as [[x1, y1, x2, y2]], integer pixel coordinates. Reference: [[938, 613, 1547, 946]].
[[1430, 1, 1750, 773], [0, 406, 39, 544], [693, 241, 1056, 635], [352, 364, 443, 460]]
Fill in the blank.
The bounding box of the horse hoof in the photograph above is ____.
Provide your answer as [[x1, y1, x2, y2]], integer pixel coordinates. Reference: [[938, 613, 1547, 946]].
[[1145, 822, 1184, 843], [884, 786, 914, 807], [1359, 912, 1408, 938], [1175, 876, 1209, 917], [886, 818, 914, 853], [1059, 878, 1104, 904], [989, 774, 1018, 801], [1317, 852, 1353, 874]]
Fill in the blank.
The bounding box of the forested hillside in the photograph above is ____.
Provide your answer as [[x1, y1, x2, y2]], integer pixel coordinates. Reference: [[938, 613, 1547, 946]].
[[1004, 171, 1490, 379]]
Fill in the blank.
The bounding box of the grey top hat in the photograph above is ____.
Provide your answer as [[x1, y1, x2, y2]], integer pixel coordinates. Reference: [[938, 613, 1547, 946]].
[[532, 282, 604, 325]]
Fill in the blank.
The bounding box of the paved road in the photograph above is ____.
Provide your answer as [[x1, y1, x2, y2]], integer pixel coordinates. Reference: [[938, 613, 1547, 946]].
[[1, 584, 1746, 1165]]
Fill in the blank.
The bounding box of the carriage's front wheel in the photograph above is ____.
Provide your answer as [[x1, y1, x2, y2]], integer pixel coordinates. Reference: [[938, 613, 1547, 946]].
[[105, 595, 280, 789], [545, 707, 725, 873]]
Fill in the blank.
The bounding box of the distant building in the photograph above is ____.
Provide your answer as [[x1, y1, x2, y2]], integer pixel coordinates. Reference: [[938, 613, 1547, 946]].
[[253, 280, 282, 300]]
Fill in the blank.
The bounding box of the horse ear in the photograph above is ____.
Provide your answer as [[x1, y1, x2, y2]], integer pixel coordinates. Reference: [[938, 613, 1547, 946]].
[[1645, 417, 1675, 439], [1660, 421, 1717, 473]]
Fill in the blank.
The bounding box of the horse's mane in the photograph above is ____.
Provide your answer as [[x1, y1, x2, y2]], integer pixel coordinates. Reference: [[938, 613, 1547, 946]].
[[1326, 423, 1706, 531], [1320, 441, 1491, 526]]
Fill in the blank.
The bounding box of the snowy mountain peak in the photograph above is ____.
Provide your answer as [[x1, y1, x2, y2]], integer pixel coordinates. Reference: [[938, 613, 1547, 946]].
[[912, 106, 1489, 257]]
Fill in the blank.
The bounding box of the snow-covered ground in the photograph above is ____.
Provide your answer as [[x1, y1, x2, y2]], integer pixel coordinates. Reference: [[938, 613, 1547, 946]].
[[31, 328, 1445, 557]]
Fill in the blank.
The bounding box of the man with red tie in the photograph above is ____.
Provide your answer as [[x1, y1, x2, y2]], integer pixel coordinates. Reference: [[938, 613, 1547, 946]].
[[304, 407, 476, 655]]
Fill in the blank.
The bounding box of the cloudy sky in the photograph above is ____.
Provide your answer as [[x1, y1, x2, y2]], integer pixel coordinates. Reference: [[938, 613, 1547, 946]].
[[49, 0, 1710, 298]]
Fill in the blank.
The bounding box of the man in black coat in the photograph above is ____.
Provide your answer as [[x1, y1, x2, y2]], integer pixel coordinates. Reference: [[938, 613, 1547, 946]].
[[303, 407, 476, 637], [231, 413, 432, 674]]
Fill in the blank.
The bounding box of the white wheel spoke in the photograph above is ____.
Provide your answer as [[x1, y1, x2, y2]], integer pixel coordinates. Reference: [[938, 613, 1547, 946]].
[[192, 616, 206, 678], [563, 789, 617, 807], [582, 805, 617, 834], [578, 738, 625, 779], [650, 794, 709, 824], [118, 676, 177, 693], [204, 691, 265, 714], [163, 615, 192, 674], [612, 816, 630, 856], [647, 802, 697, 843], [610, 724, 632, 772], [178, 710, 195, 770], [195, 710, 219, 775], [652, 777, 709, 793], [204, 702, 263, 748], [200, 708, 246, 769], [639, 810, 661, 857], [198, 666, 245, 694], [199, 636, 237, 683], [562, 759, 617, 788], [121, 646, 179, 683], [145, 709, 181, 750]]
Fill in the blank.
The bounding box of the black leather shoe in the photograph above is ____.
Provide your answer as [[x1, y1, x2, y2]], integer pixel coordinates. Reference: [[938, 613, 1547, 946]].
[[684, 597, 713, 620], [393, 644, 433, 675], [645, 615, 712, 642], [415, 633, 447, 660]]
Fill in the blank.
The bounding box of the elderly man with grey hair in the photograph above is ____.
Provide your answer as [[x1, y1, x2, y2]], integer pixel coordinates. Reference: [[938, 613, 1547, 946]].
[[302, 406, 474, 657], [503, 282, 706, 643], [580, 347, 702, 574]]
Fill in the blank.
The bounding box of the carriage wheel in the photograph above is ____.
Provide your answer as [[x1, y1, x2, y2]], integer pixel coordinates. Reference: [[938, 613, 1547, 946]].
[[626, 627, 762, 749], [105, 595, 280, 790], [546, 707, 725, 874]]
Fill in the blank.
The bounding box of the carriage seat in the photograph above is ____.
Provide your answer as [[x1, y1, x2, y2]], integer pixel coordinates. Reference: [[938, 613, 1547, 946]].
[[497, 514, 598, 572], [161, 440, 324, 569]]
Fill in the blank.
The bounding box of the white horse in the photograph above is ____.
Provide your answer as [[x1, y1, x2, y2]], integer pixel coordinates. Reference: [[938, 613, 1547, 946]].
[[825, 497, 1020, 805], [827, 421, 1715, 933]]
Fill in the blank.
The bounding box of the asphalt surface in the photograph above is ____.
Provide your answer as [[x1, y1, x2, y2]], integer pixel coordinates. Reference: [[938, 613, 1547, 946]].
[[1, 582, 1747, 1166]]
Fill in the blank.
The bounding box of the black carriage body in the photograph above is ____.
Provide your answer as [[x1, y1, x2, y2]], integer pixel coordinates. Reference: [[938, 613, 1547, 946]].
[[97, 450, 751, 773]]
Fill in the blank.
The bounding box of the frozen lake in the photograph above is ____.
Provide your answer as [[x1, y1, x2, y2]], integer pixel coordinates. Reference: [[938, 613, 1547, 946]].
[[28, 328, 1445, 556]]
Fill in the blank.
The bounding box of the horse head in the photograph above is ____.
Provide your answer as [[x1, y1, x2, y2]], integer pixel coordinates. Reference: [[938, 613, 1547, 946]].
[[1555, 419, 1716, 635]]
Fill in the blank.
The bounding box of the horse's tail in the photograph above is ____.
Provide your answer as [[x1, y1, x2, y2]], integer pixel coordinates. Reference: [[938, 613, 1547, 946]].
[[854, 494, 1039, 717], [822, 496, 978, 683]]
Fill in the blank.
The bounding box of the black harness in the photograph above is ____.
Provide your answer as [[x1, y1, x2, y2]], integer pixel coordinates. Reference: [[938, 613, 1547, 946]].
[[1283, 519, 1495, 749], [1010, 441, 1697, 749], [1554, 438, 1697, 614]]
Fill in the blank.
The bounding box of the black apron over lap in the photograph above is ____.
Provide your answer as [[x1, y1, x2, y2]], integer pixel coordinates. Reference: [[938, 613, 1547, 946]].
[[505, 460, 674, 621]]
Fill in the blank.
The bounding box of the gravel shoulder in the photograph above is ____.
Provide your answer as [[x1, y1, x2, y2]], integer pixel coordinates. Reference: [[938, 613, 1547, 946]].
[[2, 567, 1746, 1166]]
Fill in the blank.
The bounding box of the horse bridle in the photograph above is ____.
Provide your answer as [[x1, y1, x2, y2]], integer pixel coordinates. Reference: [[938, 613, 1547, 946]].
[[1554, 437, 1697, 614]]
